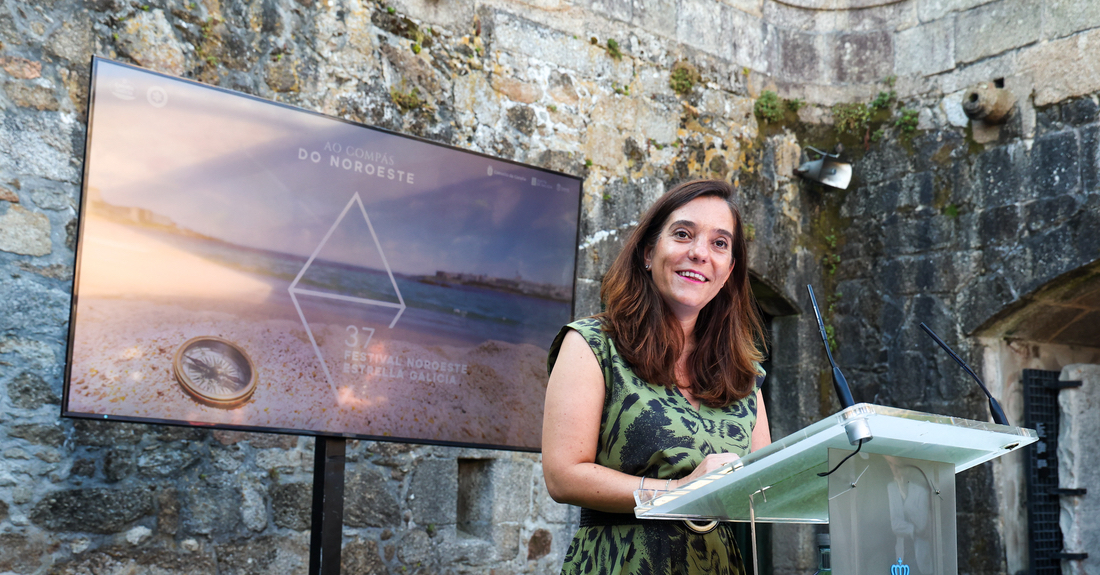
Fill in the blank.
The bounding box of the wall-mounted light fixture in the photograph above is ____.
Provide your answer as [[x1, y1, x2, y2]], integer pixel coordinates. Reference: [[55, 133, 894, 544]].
[[795, 146, 852, 189]]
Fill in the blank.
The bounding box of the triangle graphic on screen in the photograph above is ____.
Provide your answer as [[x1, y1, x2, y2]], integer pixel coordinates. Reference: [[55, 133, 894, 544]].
[[288, 192, 405, 394]]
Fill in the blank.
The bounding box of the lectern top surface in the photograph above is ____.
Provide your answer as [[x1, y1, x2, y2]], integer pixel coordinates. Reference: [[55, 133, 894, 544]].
[[634, 403, 1038, 523]]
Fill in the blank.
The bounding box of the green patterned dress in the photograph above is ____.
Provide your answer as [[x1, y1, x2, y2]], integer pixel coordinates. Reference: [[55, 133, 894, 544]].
[[547, 317, 762, 575]]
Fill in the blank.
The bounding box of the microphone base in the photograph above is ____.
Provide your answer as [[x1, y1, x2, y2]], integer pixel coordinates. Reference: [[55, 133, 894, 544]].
[[844, 418, 873, 445]]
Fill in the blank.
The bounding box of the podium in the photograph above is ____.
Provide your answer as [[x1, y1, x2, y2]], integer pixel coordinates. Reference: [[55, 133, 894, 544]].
[[633, 404, 1038, 575]]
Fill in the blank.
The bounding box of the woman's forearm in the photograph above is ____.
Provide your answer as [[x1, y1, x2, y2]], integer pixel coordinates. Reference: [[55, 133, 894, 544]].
[[544, 461, 656, 513]]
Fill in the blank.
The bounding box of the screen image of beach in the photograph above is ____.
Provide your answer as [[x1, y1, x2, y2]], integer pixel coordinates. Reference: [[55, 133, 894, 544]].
[[64, 58, 582, 451]]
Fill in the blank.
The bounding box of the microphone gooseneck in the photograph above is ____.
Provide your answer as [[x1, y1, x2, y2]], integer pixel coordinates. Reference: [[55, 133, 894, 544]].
[[919, 322, 1010, 426], [807, 285, 856, 409]]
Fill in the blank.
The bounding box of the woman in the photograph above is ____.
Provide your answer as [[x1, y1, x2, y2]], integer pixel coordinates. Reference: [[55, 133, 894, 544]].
[[543, 179, 771, 575]]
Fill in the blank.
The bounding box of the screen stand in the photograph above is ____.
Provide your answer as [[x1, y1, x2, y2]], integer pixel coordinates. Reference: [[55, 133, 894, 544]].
[[309, 436, 346, 575]]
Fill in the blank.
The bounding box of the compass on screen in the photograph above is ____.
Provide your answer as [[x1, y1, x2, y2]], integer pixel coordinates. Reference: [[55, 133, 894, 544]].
[[172, 336, 257, 409]]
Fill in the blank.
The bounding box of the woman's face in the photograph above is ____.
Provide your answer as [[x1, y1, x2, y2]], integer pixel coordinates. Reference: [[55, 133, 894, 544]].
[[644, 195, 737, 323]]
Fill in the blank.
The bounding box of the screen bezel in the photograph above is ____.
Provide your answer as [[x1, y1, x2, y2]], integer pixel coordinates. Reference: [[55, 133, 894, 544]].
[[61, 56, 584, 452]]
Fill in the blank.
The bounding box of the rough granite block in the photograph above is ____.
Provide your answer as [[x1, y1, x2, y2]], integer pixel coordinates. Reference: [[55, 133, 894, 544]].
[[633, 0, 677, 38], [729, 9, 771, 73], [778, 28, 825, 84], [1020, 27, 1100, 106], [895, 17, 955, 77], [1081, 124, 1100, 193], [972, 142, 1024, 205], [955, 0, 1041, 65], [1030, 130, 1080, 198], [833, 28, 893, 84], [1044, 0, 1100, 41], [676, 0, 732, 60], [408, 458, 457, 526], [490, 458, 533, 523], [592, 0, 632, 23], [1058, 364, 1100, 575], [917, 0, 994, 23]]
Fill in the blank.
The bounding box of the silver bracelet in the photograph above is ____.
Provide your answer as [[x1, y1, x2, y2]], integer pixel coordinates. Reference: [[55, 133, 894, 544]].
[[665, 478, 673, 491], [639, 474, 646, 491]]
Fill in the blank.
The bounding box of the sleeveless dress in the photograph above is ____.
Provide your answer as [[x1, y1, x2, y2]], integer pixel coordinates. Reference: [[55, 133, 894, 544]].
[[547, 317, 762, 575]]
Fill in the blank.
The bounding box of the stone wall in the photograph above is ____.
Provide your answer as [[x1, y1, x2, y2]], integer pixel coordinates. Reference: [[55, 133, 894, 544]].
[[3, 0, 1100, 574]]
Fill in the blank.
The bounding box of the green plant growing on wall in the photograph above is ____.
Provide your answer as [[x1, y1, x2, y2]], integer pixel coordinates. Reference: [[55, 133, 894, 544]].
[[824, 323, 838, 353], [390, 86, 422, 112], [200, 17, 220, 40], [606, 38, 623, 60], [942, 204, 959, 218], [896, 108, 919, 134], [669, 61, 699, 95], [411, 43, 421, 54], [871, 90, 896, 110], [823, 231, 841, 275], [833, 102, 870, 135], [744, 223, 756, 242], [786, 98, 805, 112], [754, 90, 783, 124]]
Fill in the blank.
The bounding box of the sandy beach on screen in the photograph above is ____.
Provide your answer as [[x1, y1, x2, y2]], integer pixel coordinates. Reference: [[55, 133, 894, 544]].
[[68, 217, 548, 448]]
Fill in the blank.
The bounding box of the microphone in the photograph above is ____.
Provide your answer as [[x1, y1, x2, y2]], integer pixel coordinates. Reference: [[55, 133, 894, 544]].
[[918, 322, 1009, 426], [807, 285, 869, 446], [807, 285, 855, 408]]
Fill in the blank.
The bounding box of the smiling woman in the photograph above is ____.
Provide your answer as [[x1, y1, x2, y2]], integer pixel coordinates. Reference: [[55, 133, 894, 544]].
[[542, 179, 771, 575], [643, 195, 737, 330]]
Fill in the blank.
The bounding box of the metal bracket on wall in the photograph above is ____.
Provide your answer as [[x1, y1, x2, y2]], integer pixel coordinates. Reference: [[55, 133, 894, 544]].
[[1043, 379, 1082, 389], [1053, 553, 1089, 561], [1048, 487, 1087, 496]]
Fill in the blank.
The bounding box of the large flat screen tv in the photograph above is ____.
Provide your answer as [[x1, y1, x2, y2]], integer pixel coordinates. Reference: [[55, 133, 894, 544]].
[[63, 57, 582, 451]]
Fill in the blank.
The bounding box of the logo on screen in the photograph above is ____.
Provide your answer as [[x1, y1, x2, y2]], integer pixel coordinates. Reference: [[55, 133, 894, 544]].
[[110, 80, 136, 100], [891, 559, 910, 575], [288, 192, 406, 395], [147, 86, 169, 108]]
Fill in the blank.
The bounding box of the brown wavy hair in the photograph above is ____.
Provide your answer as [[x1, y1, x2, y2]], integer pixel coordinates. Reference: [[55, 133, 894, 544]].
[[598, 179, 765, 407]]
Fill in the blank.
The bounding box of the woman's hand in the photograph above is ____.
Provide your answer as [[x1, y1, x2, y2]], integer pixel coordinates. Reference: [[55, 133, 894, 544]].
[[670, 387, 771, 490], [671, 452, 742, 489]]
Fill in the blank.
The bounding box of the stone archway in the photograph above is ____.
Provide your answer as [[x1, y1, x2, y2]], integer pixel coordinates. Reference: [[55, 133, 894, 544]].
[[974, 258, 1100, 345], [973, 258, 1100, 575]]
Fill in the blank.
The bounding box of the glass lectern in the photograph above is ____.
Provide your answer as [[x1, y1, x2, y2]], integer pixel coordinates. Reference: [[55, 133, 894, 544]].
[[634, 404, 1038, 575]]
